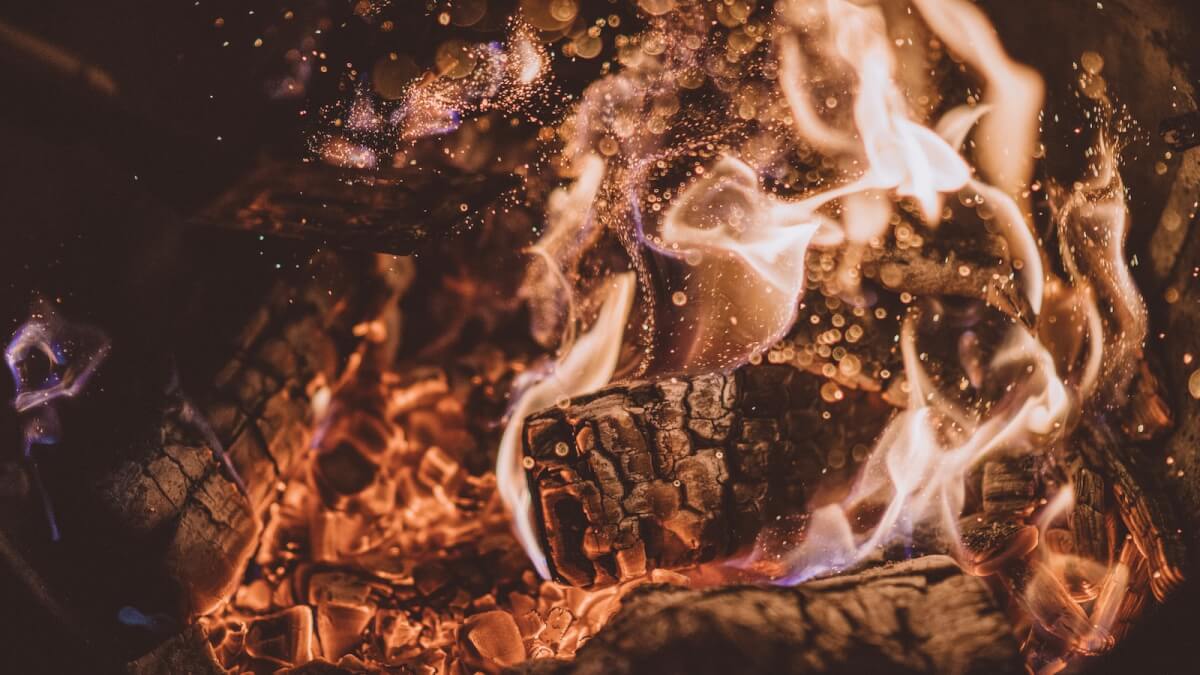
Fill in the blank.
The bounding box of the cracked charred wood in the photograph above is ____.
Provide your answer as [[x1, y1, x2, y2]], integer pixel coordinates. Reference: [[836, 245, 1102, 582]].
[[1069, 465, 1113, 567], [521, 365, 892, 588], [97, 253, 405, 617], [1076, 420, 1186, 602], [195, 160, 520, 255], [507, 556, 1023, 675]]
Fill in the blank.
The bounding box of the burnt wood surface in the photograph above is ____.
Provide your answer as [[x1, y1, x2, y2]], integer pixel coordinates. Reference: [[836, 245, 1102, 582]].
[[522, 365, 891, 587], [196, 160, 521, 255], [95, 253, 390, 618], [508, 556, 1022, 675]]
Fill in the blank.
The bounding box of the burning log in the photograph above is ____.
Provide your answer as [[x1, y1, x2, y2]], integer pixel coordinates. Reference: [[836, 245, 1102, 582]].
[[858, 225, 1032, 323], [1069, 465, 1113, 566], [982, 456, 1040, 517], [521, 365, 891, 587], [508, 556, 1023, 675], [98, 253, 404, 616], [195, 160, 520, 255], [1075, 421, 1186, 602]]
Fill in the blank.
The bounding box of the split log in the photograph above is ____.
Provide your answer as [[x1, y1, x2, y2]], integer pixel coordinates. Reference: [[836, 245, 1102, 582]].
[[522, 365, 892, 588], [1075, 420, 1186, 602], [97, 253, 402, 616], [507, 556, 1023, 675], [195, 160, 520, 255]]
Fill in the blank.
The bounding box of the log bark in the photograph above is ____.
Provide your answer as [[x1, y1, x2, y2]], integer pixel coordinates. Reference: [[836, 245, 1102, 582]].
[[97, 253, 399, 617], [507, 556, 1023, 675], [522, 365, 892, 588]]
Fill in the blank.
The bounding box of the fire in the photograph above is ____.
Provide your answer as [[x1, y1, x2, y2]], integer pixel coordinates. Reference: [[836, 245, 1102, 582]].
[[493, 0, 1165, 670], [499, 273, 637, 577], [20, 0, 1168, 672]]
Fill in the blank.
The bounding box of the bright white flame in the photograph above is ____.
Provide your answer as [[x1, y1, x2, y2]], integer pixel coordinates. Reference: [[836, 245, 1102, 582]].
[[523, 154, 607, 348], [775, 0, 1046, 314], [910, 0, 1045, 198], [648, 155, 840, 372], [1055, 139, 1146, 404], [498, 273, 636, 578], [765, 318, 1071, 583], [661, 156, 833, 297]]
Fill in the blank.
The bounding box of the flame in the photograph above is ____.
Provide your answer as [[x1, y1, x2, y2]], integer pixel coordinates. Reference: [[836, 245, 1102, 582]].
[[649, 155, 838, 371], [216, 0, 1162, 670], [1054, 138, 1146, 406], [634, 0, 1045, 378], [909, 0, 1045, 199], [6, 304, 110, 414], [762, 317, 1071, 582], [5, 303, 110, 541], [522, 153, 608, 349], [498, 273, 636, 577]]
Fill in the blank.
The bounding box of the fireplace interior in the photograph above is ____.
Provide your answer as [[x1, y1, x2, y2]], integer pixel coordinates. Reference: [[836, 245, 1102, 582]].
[[2, 1, 1200, 674]]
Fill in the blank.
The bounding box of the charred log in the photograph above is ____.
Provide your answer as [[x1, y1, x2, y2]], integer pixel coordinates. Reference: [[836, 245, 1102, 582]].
[[507, 556, 1023, 675], [1076, 420, 1186, 602], [195, 160, 520, 255], [522, 365, 892, 588], [97, 253, 401, 617]]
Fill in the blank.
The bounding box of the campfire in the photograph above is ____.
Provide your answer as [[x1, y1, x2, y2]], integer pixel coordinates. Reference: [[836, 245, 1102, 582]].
[[3, 0, 1199, 673]]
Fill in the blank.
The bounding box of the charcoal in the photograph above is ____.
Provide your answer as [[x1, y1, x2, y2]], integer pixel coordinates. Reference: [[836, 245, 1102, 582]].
[[1077, 421, 1186, 602], [96, 253, 403, 616], [459, 610, 527, 673], [243, 606, 316, 667], [957, 516, 1038, 576], [1069, 465, 1112, 565], [982, 457, 1039, 516]]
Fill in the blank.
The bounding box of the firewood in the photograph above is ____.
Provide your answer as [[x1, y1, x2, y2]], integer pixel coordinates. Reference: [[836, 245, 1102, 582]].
[[859, 227, 1031, 323], [982, 457, 1039, 517], [521, 365, 892, 588], [1158, 194, 1200, 548], [125, 624, 225, 675], [1068, 465, 1112, 566], [195, 159, 520, 255], [506, 555, 1023, 675], [1075, 420, 1186, 602], [1091, 539, 1151, 645], [97, 253, 400, 616], [1122, 361, 1173, 441]]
